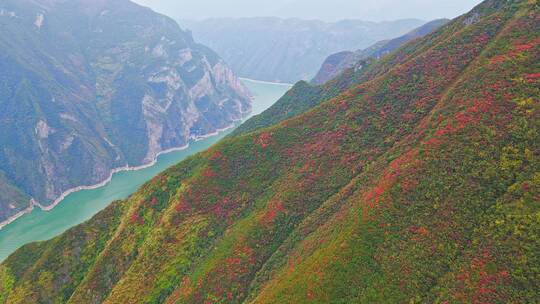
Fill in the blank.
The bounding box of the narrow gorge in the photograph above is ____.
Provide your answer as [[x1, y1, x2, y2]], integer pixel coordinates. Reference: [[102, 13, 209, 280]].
[[0, 0, 251, 226]]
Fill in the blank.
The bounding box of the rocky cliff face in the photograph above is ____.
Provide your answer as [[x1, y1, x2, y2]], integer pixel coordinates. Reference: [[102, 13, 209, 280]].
[[0, 0, 251, 225]]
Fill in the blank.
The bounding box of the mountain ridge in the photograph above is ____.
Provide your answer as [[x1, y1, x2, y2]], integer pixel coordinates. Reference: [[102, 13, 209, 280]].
[[311, 18, 450, 85], [1, 0, 539, 303], [180, 17, 425, 83]]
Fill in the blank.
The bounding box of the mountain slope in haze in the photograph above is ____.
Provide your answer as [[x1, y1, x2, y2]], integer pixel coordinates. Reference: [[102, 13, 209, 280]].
[[232, 19, 449, 137], [0, 0, 251, 225], [312, 18, 450, 85], [230, 56, 379, 137], [2, 0, 540, 303], [181, 17, 425, 83]]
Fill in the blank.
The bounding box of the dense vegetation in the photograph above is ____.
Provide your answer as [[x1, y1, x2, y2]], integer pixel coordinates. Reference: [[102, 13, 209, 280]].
[[1, 0, 539, 303], [232, 19, 450, 137]]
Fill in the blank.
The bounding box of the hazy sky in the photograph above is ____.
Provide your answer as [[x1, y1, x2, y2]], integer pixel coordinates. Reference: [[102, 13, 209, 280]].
[[133, 0, 484, 22]]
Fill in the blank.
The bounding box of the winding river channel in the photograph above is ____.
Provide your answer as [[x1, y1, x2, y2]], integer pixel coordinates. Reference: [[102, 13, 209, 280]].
[[0, 79, 291, 261]]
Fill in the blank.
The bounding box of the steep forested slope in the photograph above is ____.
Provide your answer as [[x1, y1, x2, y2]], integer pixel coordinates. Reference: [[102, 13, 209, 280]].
[[230, 58, 378, 137], [311, 18, 450, 85], [233, 19, 449, 137], [1, 0, 539, 303], [0, 0, 250, 225]]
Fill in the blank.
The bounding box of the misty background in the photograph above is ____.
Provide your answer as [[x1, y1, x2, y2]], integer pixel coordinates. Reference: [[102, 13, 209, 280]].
[[132, 0, 484, 22]]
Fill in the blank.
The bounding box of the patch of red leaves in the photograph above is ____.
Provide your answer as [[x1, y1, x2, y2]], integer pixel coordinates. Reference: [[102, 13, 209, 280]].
[[453, 250, 511, 303], [525, 73, 540, 81], [254, 132, 273, 149], [490, 54, 507, 64], [513, 40, 538, 52], [201, 168, 218, 179], [209, 150, 223, 161], [362, 150, 419, 218], [408, 226, 430, 240], [130, 209, 144, 225], [261, 200, 286, 225], [490, 39, 539, 65], [175, 197, 191, 213]]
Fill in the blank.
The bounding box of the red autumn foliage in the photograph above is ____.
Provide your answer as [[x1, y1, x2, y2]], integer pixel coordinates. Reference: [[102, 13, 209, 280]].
[[490, 54, 507, 64], [130, 209, 144, 225], [175, 277, 193, 299], [475, 33, 490, 44], [201, 168, 218, 179], [427, 95, 506, 150], [525, 73, 540, 81], [220, 245, 256, 278], [401, 177, 419, 193], [408, 226, 430, 236], [212, 204, 227, 218], [209, 151, 223, 161], [453, 249, 512, 303], [175, 197, 191, 213], [423, 137, 443, 148], [362, 150, 419, 217], [489, 39, 539, 65], [254, 132, 273, 149], [261, 200, 286, 225], [297, 129, 347, 159], [513, 40, 539, 52]]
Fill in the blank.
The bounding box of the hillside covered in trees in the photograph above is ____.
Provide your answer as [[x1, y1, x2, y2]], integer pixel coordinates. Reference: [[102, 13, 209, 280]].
[[1, 0, 539, 303]]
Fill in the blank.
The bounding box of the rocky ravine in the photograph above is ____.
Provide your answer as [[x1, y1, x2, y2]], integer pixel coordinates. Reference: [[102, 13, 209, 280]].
[[0, 0, 251, 225]]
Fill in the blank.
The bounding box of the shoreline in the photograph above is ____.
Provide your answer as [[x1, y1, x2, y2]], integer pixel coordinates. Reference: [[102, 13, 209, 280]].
[[0, 204, 35, 230], [0, 123, 237, 230], [239, 77, 293, 87]]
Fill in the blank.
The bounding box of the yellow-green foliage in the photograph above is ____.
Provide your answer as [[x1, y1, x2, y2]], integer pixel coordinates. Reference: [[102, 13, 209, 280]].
[[0, 266, 14, 302]]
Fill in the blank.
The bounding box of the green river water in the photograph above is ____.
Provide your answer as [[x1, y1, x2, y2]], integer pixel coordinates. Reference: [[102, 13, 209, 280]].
[[0, 79, 291, 261]]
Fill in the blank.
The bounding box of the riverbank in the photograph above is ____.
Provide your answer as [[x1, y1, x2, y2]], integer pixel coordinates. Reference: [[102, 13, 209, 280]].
[[0, 204, 35, 230], [239, 77, 293, 87], [0, 124, 237, 230], [0, 79, 292, 261], [0, 79, 291, 231]]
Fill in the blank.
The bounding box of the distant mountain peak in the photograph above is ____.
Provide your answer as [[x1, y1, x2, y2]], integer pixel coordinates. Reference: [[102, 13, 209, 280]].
[[181, 17, 425, 83]]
